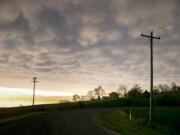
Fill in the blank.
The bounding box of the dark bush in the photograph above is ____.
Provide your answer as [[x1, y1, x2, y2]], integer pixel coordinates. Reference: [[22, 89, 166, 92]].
[[79, 102, 85, 108]]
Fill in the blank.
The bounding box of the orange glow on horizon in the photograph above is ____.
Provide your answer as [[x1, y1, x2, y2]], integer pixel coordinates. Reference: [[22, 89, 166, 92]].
[[0, 87, 75, 107]]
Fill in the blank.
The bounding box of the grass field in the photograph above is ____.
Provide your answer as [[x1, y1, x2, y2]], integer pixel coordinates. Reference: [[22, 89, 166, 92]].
[[95, 107, 180, 135]]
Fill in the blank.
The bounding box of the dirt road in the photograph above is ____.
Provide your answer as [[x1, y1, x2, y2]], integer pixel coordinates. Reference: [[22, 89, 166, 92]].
[[0, 108, 121, 135]]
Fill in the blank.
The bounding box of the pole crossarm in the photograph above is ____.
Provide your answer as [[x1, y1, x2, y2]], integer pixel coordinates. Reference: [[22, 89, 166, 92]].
[[32, 77, 38, 83], [141, 33, 160, 39]]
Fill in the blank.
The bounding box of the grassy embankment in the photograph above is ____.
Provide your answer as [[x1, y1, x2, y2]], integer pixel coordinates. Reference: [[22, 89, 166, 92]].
[[95, 107, 180, 135], [0, 97, 179, 126], [0, 99, 144, 122], [0, 111, 47, 126], [0, 102, 80, 125]]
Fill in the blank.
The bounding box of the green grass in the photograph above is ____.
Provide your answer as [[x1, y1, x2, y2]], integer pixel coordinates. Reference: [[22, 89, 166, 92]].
[[95, 107, 180, 135], [128, 107, 180, 130]]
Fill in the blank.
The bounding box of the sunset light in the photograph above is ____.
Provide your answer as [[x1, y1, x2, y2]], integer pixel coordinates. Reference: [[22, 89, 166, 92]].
[[0, 0, 179, 135]]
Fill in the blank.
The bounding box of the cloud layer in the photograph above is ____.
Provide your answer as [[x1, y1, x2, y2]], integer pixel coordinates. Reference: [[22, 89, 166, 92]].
[[0, 0, 179, 93]]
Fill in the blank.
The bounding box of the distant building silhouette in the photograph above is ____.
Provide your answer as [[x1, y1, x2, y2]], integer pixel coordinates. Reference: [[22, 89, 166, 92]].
[[109, 92, 119, 99]]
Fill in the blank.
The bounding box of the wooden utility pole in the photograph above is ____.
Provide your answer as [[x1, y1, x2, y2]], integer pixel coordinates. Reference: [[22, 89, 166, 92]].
[[32, 77, 38, 107], [141, 31, 160, 124]]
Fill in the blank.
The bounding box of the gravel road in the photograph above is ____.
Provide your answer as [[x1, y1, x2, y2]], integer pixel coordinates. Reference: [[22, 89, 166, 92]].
[[0, 108, 121, 135]]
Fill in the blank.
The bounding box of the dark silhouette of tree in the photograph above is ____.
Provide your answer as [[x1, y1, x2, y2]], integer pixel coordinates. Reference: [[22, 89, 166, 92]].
[[142, 90, 150, 98], [127, 84, 142, 98], [94, 85, 105, 100], [73, 94, 80, 102], [171, 82, 177, 91], [177, 86, 180, 92], [87, 90, 95, 100], [158, 84, 170, 92], [117, 85, 127, 97], [153, 86, 160, 95]]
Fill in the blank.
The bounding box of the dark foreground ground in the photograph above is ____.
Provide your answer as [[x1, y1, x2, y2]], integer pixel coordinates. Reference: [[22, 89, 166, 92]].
[[0, 108, 121, 135]]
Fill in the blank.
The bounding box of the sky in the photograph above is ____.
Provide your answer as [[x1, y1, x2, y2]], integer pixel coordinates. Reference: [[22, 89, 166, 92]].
[[0, 0, 180, 107]]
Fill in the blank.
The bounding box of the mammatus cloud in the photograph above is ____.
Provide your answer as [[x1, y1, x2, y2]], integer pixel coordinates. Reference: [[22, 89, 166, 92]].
[[0, 0, 179, 98]]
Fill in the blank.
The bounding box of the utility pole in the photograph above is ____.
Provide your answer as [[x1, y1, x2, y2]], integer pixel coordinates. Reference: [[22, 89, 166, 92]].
[[32, 77, 38, 107], [141, 31, 160, 124]]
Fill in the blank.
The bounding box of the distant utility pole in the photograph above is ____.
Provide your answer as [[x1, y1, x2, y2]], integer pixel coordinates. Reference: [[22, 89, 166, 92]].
[[141, 31, 160, 124], [32, 77, 38, 107]]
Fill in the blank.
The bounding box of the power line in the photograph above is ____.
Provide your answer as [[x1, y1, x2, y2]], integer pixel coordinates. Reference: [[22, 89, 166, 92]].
[[141, 31, 160, 125]]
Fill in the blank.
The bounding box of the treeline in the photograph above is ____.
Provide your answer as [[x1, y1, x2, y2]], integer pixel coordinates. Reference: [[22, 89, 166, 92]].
[[122, 82, 180, 106], [71, 82, 180, 106], [84, 82, 180, 106], [124, 82, 180, 99], [84, 82, 179, 99]]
